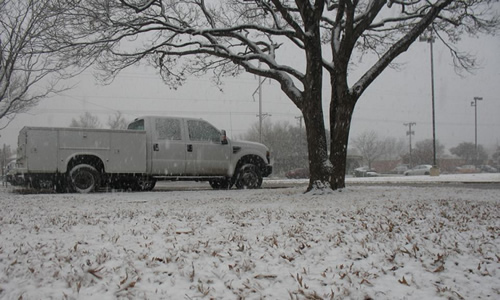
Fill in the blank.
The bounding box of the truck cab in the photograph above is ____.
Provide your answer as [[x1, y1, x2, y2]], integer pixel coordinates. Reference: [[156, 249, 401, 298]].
[[128, 116, 271, 189]]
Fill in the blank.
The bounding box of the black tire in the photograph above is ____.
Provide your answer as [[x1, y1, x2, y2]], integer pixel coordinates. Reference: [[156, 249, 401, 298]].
[[68, 164, 100, 193], [209, 178, 232, 190], [135, 178, 157, 191], [235, 164, 262, 189], [28, 177, 41, 190]]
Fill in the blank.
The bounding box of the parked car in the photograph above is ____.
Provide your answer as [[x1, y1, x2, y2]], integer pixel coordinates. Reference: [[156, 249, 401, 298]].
[[404, 164, 432, 176], [353, 166, 379, 177], [390, 164, 409, 174], [455, 165, 480, 174], [285, 168, 309, 179], [478, 165, 498, 173]]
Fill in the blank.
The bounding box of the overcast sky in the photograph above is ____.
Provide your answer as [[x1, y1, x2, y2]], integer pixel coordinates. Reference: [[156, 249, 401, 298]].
[[1, 31, 499, 155]]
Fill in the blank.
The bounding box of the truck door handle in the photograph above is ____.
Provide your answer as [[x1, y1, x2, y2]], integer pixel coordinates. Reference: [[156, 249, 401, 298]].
[[187, 144, 193, 152], [153, 143, 159, 151]]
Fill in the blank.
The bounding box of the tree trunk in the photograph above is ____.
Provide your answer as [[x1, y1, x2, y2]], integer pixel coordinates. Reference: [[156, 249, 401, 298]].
[[300, 9, 332, 193], [303, 95, 330, 192], [329, 73, 356, 190]]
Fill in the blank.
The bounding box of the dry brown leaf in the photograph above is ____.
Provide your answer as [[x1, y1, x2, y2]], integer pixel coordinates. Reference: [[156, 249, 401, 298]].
[[360, 278, 373, 286], [152, 257, 166, 263], [398, 276, 409, 286], [434, 253, 444, 264], [120, 272, 128, 285], [88, 267, 104, 279], [254, 274, 277, 279], [433, 265, 445, 273]]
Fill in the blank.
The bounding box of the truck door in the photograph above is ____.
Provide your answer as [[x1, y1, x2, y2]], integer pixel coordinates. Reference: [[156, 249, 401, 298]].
[[151, 118, 186, 175], [185, 119, 232, 175]]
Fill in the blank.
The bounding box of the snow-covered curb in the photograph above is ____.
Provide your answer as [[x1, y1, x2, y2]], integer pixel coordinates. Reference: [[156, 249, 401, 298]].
[[347, 173, 500, 184]]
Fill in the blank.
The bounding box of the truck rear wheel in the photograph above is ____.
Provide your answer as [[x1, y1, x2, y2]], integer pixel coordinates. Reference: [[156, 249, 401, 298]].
[[135, 178, 156, 191], [69, 164, 100, 193], [235, 164, 262, 189]]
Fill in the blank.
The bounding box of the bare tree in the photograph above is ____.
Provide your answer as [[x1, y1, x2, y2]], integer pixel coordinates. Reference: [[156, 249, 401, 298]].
[[70, 112, 102, 129], [0, 0, 79, 128], [381, 137, 407, 161], [492, 146, 500, 167], [1, 143, 13, 173], [241, 120, 308, 174], [54, 0, 498, 191], [352, 131, 386, 169], [107, 111, 129, 129], [450, 142, 488, 164], [410, 139, 445, 165]]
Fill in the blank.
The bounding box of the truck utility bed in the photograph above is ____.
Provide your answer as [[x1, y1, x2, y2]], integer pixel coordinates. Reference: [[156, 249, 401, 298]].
[[17, 127, 147, 174]]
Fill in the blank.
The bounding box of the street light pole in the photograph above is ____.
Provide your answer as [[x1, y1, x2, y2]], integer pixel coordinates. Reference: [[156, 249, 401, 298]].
[[471, 96, 483, 163], [420, 28, 437, 168]]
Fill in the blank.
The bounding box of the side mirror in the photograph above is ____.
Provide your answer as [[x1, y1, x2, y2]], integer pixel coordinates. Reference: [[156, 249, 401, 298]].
[[220, 130, 228, 145]]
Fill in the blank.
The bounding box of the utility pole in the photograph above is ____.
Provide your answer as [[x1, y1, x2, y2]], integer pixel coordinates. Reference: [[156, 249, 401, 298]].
[[252, 73, 271, 143], [2, 143, 6, 187], [404, 122, 416, 168], [471, 96, 483, 164]]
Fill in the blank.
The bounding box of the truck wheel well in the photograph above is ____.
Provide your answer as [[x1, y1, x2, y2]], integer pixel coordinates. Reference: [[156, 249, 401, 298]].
[[235, 155, 265, 174], [67, 155, 105, 173]]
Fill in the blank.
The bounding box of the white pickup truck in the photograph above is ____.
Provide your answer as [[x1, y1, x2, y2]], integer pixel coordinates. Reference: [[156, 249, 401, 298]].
[[8, 116, 272, 193]]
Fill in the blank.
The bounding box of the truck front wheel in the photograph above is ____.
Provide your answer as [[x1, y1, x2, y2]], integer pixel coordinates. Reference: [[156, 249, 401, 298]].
[[235, 164, 262, 189], [69, 164, 100, 193]]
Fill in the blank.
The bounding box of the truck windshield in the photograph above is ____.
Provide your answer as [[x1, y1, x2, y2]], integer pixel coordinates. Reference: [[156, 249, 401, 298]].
[[127, 119, 145, 130]]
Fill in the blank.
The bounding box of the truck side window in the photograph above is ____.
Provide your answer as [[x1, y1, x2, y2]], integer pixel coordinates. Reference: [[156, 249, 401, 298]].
[[187, 120, 220, 142], [156, 119, 181, 140], [127, 119, 144, 130]]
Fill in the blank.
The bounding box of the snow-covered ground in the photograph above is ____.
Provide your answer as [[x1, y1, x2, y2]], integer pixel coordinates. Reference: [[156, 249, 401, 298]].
[[1, 175, 499, 299]]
